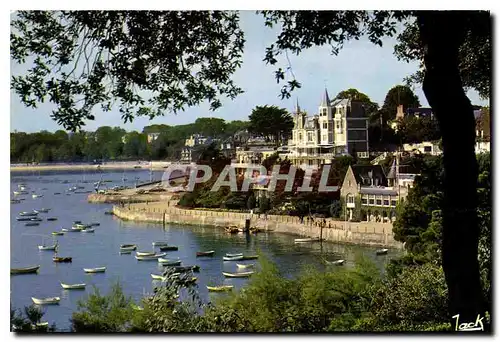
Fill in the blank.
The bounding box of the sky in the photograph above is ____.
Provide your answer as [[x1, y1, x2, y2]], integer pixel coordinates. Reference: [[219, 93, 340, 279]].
[[10, 11, 489, 133]]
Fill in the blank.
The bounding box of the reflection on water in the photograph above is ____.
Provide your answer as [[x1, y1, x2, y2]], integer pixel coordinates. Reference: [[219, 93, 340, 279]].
[[11, 169, 400, 331]]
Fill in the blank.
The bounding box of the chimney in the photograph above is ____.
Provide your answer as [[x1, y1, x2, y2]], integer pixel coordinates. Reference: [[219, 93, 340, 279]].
[[396, 105, 404, 119]]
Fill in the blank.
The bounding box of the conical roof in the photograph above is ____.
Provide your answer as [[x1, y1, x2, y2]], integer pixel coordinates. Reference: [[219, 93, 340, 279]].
[[320, 88, 331, 107]]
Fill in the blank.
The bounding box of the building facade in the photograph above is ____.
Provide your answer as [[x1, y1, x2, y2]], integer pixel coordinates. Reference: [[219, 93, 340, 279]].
[[288, 90, 369, 169]]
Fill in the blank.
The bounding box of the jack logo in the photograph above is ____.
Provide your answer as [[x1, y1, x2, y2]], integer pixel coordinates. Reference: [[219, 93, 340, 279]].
[[452, 314, 485, 332]]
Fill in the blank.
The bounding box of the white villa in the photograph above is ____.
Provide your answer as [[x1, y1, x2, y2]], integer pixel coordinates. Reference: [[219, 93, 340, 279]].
[[288, 89, 370, 169]]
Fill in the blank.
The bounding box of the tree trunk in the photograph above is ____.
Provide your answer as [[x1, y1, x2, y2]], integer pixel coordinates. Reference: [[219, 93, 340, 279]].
[[417, 11, 487, 330]]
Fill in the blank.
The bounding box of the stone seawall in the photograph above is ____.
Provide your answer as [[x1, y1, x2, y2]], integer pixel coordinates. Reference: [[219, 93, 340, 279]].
[[112, 205, 404, 249], [88, 193, 172, 204]]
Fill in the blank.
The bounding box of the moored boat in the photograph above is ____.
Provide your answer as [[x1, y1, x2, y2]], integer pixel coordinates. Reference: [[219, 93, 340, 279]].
[[135, 253, 166, 261], [240, 255, 258, 261], [159, 246, 179, 251], [11, 265, 40, 275], [223, 255, 244, 261], [81, 228, 95, 233], [73, 220, 82, 224], [51, 231, 64, 236], [222, 271, 254, 278], [207, 285, 234, 292], [30, 218, 43, 222], [294, 238, 321, 243], [225, 253, 243, 257], [172, 265, 200, 273], [16, 217, 32, 221], [158, 258, 182, 266], [31, 297, 60, 305], [25, 222, 40, 227], [19, 211, 38, 217], [38, 244, 57, 251], [34, 208, 50, 213], [53, 256, 72, 263], [61, 283, 86, 290], [150, 273, 166, 281], [32, 194, 43, 199], [325, 259, 345, 266], [47, 217, 58, 221], [196, 250, 215, 257], [11, 199, 21, 204], [90, 222, 100, 227], [376, 248, 389, 255], [236, 263, 255, 269], [136, 251, 155, 257], [83, 267, 106, 273], [152, 241, 169, 247], [120, 244, 137, 252]]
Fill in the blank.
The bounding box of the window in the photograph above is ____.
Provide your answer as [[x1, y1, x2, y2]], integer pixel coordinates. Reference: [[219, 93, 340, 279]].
[[336, 122, 340, 129], [361, 198, 367, 204], [391, 200, 397, 207], [322, 135, 327, 141], [369, 198, 375, 205], [424, 146, 432, 153], [299, 133, 303, 141], [383, 199, 389, 206], [348, 180, 351, 187], [308, 132, 313, 142], [376, 199, 382, 205], [323, 122, 327, 129], [347, 194, 355, 204]]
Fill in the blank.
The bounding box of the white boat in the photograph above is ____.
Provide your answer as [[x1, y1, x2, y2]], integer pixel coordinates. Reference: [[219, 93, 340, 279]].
[[38, 244, 57, 251], [223, 255, 244, 261], [376, 248, 389, 255], [83, 267, 106, 273], [120, 244, 137, 252], [152, 241, 169, 247], [31, 297, 60, 305], [158, 258, 182, 266], [150, 273, 166, 281], [34, 208, 50, 213], [236, 263, 255, 269], [32, 194, 43, 199], [225, 253, 243, 257], [13, 191, 28, 195], [135, 253, 166, 261], [136, 251, 156, 257], [61, 228, 69, 232], [19, 211, 38, 217], [70, 227, 84, 232], [61, 283, 86, 290], [325, 259, 345, 266], [223, 271, 254, 278], [81, 228, 95, 233], [294, 238, 321, 243]]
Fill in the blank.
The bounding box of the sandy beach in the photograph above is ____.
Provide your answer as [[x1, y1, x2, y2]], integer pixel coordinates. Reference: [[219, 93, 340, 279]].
[[10, 161, 172, 172]]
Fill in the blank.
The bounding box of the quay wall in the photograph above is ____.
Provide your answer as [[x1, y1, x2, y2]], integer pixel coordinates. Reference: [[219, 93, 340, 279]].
[[112, 204, 404, 249]]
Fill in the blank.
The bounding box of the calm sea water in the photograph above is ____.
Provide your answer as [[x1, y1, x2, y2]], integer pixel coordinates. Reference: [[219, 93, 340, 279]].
[[10, 169, 399, 331]]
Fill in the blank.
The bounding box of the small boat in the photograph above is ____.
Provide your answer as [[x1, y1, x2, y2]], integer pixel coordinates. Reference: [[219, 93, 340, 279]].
[[225, 253, 243, 257], [207, 285, 233, 292], [120, 244, 137, 252], [38, 244, 58, 251], [16, 217, 31, 221], [223, 271, 254, 278], [172, 265, 200, 273], [325, 259, 345, 266], [152, 241, 169, 247], [73, 220, 82, 224], [61, 283, 86, 290], [240, 255, 258, 261], [51, 231, 64, 236], [13, 191, 29, 195], [236, 263, 255, 269], [30, 218, 43, 222], [196, 250, 215, 257], [70, 227, 84, 232], [151, 273, 166, 281], [135, 253, 166, 261], [294, 238, 321, 243], [32, 322, 49, 329], [83, 267, 106, 273], [223, 255, 244, 261], [32, 194, 43, 198], [158, 258, 182, 266], [11, 265, 40, 275], [376, 248, 389, 255], [31, 297, 60, 305], [61, 228, 69, 232], [11, 199, 21, 204], [53, 256, 72, 263], [136, 251, 155, 257], [47, 217, 58, 221], [34, 208, 50, 213], [81, 228, 95, 233], [74, 223, 90, 229], [90, 222, 100, 227], [159, 246, 179, 251], [19, 211, 38, 217], [25, 222, 40, 227], [53, 192, 61, 195]]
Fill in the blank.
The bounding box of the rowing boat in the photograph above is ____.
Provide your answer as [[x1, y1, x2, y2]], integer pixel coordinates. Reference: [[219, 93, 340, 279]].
[[158, 258, 182, 266], [207, 285, 233, 292], [152, 241, 169, 247], [83, 267, 106, 273], [136, 251, 155, 257], [47, 217, 58, 221], [196, 250, 215, 257], [135, 253, 166, 261], [11, 265, 40, 275], [222, 271, 254, 278], [240, 255, 258, 261], [19, 211, 38, 217], [294, 238, 321, 243], [325, 259, 345, 266], [151, 273, 166, 281], [223, 255, 244, 261], [25, 222, 40, 227], [53, 256, 72, 263], [159, 246, 179, 251], [236, 263, 255, 269], [225, 253, 243, 257], [52, 231, 64, 236], [34, 208, 50, 213], [38, 244, 57, 251], [31, 297, 60, 305], [81, 228, 95, 233], [61, 283, 86, 289], [120, 244, 137, 252]]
